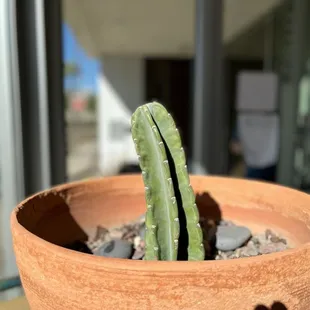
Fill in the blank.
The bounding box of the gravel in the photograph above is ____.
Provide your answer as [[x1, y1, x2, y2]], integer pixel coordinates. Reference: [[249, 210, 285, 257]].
[[66, 215, 290, 260], [215, 225, 289, 260]]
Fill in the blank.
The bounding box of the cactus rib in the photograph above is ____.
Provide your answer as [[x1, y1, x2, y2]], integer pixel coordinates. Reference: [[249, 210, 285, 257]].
[[146, 103, 205, 261], [131, 106, 180, 260]]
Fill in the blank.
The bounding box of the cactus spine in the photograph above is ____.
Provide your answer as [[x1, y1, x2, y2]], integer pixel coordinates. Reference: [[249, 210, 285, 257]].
[[131, 102, 205, 261]]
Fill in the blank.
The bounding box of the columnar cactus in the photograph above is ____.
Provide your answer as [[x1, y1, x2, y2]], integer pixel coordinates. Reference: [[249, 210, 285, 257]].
[[131, 102, 205, 261]]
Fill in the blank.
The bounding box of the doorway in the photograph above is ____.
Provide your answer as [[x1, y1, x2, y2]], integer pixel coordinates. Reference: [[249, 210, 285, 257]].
[[145, 58, 192, 153]]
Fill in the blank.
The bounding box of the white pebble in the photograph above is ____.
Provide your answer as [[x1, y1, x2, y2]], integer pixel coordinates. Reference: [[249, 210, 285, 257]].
[[134, 236, 141, 248]]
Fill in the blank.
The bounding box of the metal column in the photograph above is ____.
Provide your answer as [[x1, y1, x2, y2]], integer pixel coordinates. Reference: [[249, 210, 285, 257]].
[[192, 0, 227, 175], [45, 0, 67, 186], [0, 0, 66, 298], [0, 0, 25, 299], [16, 0, 66, 194], [16, 0, 51, 193], [277, 0, 309, 186]]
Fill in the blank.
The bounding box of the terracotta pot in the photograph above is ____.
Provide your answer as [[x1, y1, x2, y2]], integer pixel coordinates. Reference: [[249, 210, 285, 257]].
[[11, 175, 310, 310]]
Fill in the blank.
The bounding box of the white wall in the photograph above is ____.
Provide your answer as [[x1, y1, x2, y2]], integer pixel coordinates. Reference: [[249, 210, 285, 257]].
[[97, 56, 144, 176]]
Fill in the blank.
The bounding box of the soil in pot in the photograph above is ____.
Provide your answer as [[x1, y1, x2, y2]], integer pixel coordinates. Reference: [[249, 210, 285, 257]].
[[64, 214, 290, 261]]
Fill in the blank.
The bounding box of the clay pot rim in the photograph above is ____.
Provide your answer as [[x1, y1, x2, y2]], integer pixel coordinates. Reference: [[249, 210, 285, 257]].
[[10, 175, 310, 273]]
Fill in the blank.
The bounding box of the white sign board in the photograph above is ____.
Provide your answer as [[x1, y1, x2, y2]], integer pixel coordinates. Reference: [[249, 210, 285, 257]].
[[236, 71, 279, 112], [238, 114, 280, 168]]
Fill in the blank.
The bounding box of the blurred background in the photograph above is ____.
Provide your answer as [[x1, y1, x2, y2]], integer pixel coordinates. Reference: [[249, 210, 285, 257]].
[[0, 0, 310, 302]]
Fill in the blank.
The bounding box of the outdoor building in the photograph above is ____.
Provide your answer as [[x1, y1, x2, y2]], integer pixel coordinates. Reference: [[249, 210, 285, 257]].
[[64, 0, 310, 188]]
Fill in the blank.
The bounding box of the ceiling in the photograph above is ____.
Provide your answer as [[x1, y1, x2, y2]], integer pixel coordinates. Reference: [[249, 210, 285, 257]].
[[63, 0, 283, 58]]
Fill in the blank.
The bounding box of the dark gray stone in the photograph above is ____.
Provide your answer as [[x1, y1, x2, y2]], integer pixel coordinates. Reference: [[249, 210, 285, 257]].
[[139, 226, 145, 240], [94, 239, 133, 259], [216, 225, 252, 251]]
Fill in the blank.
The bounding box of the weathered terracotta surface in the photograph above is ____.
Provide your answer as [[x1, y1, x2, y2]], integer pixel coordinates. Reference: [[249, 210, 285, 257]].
[[11, 175, 310, 309]]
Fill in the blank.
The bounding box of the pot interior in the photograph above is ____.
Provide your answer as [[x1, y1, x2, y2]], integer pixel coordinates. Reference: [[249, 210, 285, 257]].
[[15, 175, 310, 249]]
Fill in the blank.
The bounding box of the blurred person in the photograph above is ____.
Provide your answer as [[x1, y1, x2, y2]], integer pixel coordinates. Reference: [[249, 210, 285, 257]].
[[229, 126, 243, 156], [229, 125, 245, 177], [230, 119, 278, 182]]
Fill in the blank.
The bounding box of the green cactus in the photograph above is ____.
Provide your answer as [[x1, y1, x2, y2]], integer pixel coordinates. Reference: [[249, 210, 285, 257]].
[[131, 102, 205, 261]]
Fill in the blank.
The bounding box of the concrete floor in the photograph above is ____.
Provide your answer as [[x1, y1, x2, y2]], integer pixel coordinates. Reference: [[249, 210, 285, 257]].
[[66, 123, 97, 154]]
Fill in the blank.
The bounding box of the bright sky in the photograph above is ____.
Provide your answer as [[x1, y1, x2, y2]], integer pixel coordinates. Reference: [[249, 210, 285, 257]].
[[63, 23, 100, 94]]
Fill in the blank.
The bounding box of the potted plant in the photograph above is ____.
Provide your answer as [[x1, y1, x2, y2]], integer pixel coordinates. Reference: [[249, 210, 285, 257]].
[[11, 103, 310, 309]]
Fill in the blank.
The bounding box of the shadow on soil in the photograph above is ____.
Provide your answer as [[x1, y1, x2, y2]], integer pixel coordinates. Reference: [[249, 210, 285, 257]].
[[195, 191, 222, 260], [255, 301, 288, 309], [196, 191, 222, 221]]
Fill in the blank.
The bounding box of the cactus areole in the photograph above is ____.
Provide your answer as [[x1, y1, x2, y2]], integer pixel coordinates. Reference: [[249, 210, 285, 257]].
[[131, 102, 205, 261]]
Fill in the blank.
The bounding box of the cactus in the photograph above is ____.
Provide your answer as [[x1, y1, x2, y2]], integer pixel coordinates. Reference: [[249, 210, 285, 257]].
[[131, 102, 205, 261]]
